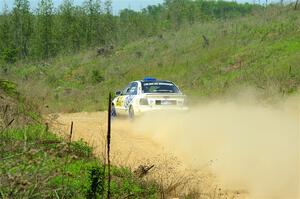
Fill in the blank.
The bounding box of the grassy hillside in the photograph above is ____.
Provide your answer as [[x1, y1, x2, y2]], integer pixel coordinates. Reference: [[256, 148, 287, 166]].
[[0, 85, 158, 198], [1, 6, 300, 112], [1, 125, 159, 198]]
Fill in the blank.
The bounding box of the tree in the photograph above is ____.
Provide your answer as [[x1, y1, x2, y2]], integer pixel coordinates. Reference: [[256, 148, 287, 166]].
[[11, 0, 33, 58], [295, 0, 299, 10], [0, 1, 17, 63], [102, 0, 116, 44], [83, 0, 102, 46], [58, 0, 77, 52], [0, 1, 10, 51], [36, 0, 55, 59], [0, 0, 260, 62]]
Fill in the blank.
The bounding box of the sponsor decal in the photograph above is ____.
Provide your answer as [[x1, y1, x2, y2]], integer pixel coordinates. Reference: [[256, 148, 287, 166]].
[[124, 95, 135, 108], [116, 96, 124, 107]]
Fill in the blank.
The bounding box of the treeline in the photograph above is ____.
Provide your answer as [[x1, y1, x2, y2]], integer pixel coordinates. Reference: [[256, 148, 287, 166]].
[[0, 0, 260, 63]]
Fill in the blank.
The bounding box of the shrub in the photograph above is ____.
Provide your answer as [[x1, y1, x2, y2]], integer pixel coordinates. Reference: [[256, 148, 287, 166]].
[[91, 70, 104, 84], [70, 139, 93, 157], [86, 165, 106, 199], [0, 80, 17, 96]]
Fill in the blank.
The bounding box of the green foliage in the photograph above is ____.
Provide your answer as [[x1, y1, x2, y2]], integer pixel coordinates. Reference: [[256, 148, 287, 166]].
[[0, 125, 158, 198], [35, 0, 55, 59], [0, 0, 259, 63], [70, 139, 92, 157], [11, 0, 33, 59], [1, 48, 18, 63], [0, 79, 17, 95], [86, 165, 106, 198], [2, 124, 57, 141], [91, 70, 104, 84], [84, 165, 158, 198], [1, 5, 299, 112]]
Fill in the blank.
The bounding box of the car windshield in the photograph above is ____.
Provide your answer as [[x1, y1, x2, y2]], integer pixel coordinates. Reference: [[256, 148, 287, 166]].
[[142, 81, 180, 93]]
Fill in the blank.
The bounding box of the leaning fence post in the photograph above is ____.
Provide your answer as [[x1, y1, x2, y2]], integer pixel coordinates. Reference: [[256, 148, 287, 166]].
[[45, 122, 49, 133], [69, 121, 73, 143], [3, 105, 9, 118], [107, 93, 112, 199]]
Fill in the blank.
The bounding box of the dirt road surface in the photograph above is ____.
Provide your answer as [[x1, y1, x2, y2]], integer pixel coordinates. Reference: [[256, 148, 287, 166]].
[[48, 94, 300, 199], [50, 111, 226, 198], [51, 112, 164, 168]]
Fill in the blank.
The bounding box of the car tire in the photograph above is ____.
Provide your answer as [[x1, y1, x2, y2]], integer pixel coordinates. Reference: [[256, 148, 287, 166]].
[[128, 106, 134, 120], [111, 104, 117, 118]]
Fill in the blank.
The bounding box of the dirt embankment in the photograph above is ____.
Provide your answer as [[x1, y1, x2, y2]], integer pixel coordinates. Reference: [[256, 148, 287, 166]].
[[0, 90, 37, 129], [51, 93, 300, 199]]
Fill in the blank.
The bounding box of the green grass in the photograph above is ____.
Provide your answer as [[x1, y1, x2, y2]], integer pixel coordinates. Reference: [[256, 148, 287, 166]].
[[0, 125, 158, 198], [1, 6, 299, 112]]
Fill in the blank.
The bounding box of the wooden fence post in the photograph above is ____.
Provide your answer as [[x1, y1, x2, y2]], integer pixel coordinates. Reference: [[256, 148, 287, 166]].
[[107, 93, 112, 199], [69, 121, 73, 143]]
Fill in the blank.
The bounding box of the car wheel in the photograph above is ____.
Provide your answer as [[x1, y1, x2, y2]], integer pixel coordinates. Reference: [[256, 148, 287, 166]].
[[111, 104, 117, 118], [128, 106, 134, 120]]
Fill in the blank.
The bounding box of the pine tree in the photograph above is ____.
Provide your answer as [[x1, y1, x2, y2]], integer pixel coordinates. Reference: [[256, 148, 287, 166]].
[[71, 6, 87, 51], [0, 2, 10, 51], [0, 0, 258, 62], [36, 0, 54, 59], [83, 0, 102, 46], [103, 0, 115, 44], [0, 1, 17, 63], [58, 0, 74, 52], [11, 0, 32, 59]]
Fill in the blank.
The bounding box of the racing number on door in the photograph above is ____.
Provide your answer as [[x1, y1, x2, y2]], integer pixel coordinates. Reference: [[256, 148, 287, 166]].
[[115, 83, 137, 108], [115, 96, 124, 107]]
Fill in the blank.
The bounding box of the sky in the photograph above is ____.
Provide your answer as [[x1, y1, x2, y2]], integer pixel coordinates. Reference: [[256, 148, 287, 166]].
[[1, 0, 164, 14], [1, 0, 287, 14]]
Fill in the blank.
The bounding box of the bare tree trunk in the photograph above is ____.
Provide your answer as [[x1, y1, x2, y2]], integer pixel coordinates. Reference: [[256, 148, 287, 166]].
[[295, 0, 299, 10]]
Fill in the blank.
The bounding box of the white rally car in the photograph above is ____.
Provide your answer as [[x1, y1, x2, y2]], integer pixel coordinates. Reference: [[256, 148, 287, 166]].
[[112, 78, 188, 119]]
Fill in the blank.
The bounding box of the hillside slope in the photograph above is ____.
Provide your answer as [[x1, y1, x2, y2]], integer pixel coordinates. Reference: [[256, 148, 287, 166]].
[[2, 6, 300, 112], [0, 85, 160, 198]]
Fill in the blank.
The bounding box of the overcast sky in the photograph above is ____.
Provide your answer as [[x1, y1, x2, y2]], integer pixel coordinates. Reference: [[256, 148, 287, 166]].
[[1, 0, 164, 14]]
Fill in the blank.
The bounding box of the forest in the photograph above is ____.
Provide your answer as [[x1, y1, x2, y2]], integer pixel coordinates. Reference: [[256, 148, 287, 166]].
[[0, 0, 259, 63]]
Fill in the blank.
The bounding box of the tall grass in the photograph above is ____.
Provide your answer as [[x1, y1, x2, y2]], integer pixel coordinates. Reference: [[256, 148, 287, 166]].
[[0, 124, 160, 198]]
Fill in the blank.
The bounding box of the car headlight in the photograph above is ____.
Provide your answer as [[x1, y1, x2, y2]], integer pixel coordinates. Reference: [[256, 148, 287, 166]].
[[140, 98, 149, 105]]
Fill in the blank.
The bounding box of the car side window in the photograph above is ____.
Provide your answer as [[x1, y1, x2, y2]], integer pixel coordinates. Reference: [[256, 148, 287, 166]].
[[129, 82, 138, 95], [122, 84, 131, 95]]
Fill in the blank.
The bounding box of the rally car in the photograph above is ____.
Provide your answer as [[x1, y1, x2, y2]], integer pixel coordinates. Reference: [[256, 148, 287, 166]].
[[111, 78, 188, 119]]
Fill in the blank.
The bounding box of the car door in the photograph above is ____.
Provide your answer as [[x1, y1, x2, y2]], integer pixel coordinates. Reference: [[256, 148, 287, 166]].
[[115, 83, 131, 114], [124, 82, 138, 110]]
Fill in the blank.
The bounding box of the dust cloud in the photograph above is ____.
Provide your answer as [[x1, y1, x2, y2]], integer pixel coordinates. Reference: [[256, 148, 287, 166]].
[[131, 92, 300, 199], [52, 91, 299, 198]]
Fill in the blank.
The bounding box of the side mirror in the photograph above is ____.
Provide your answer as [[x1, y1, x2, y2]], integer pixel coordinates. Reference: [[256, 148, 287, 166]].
[[115, 91, 122, 96]]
